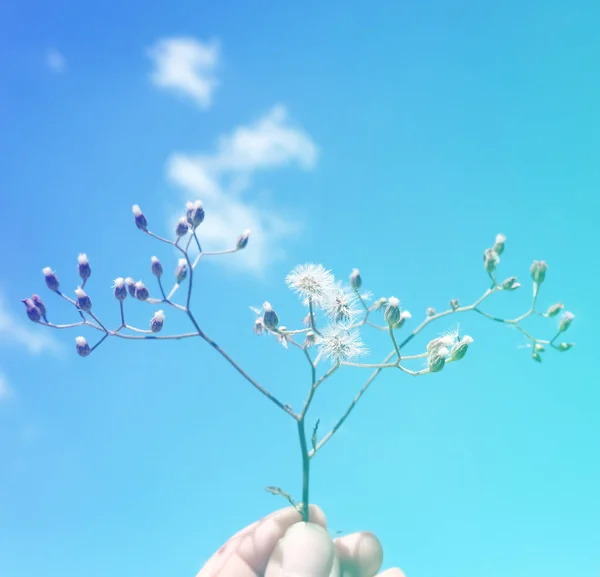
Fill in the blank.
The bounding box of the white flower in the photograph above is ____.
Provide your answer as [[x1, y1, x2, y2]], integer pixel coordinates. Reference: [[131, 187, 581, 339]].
[[286, 264, 336, 306], [322, 287, 361, 324], [317, 325, 368, 363]]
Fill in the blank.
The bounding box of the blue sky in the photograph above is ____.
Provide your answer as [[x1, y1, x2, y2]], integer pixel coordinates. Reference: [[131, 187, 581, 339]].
[[1, 1, 599, 576]]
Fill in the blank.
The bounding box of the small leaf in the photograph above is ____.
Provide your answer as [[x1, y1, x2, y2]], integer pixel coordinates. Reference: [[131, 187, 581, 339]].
[[311, 419, 320, 452]]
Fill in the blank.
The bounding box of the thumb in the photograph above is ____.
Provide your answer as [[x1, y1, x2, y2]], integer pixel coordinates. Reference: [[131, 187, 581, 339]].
[[265, 522, 340, 577]]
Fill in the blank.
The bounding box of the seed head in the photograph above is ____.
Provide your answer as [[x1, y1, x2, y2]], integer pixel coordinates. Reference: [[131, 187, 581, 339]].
[[286, 264, 336, 306], [262, 301, 279, 330], [483, 248, 500, 273], [236, 229, 251, 250], [42, 267, 60, 292], [74, 287, 92, 312], [317, 325, 368, 364], [151, 256, 163, 278], [75, 336, 91, 357], [185, 200, 205, 229], [77, 253, 91, 283], [493, 233, 506, 256], [384, 297, 401, 326], [125, 277, 136, 297], [175, 258, 188, 283], [132, 204, 148, 231], [175, 216, 189, 238], [150, 310, 165, 333], [113, 278, 127, 301], [558, 311, 574, 333], [322, 287, 360, 324], [450, 335, 473, 361], [349, 269, 362, 291], [304, 330, 316, 348], [134, 281, 149, 301], [530, 260, 548, 284], [546, 302, 564, 317]]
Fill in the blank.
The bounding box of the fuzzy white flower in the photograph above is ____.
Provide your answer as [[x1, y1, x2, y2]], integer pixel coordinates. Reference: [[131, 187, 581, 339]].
[[286, 264, 336, 306], [317, 325, 368, 363], [322, 287, 361, 324]]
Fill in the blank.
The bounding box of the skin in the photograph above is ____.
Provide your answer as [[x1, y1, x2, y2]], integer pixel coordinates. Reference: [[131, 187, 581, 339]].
[[197, 505, 406, 577]]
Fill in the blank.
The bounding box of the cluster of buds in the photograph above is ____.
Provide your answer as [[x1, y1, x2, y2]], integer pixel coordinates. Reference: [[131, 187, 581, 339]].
[[21, 295, 48, 323]]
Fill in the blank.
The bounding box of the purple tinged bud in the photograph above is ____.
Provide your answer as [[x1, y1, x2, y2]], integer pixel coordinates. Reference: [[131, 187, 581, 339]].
[[42, 267, 60, 292], [236, 229, 251, 250], [174, 258, 188, 283], [125, 277, 136, 297], [151, 256, 163, 278], [132, 204, 148, 231], [22, 298, 42, 323], [150, 310, 165, 333], [349, 269, 362, 291], [75, 287, 92, 311], [134, 281, 149, 301], [175, 216, 189, 238], [113, 278, 127, 301], [75, 336, 91, 357], [31, 294, 47, 321], [185, 200, 205, 229], [77, 253, 91, 282], [262, 301, 279, 330]]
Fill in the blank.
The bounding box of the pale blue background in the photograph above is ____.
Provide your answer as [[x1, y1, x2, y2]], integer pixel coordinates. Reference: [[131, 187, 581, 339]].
[[1, 1, 598, 576]]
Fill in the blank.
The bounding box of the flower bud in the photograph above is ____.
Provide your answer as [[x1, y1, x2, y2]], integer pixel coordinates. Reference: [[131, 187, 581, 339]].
[[125, 277, 136, 297], [254, 317, 265, 335], [426, 307, 436, 317], [546, 302, 563, 317], [151, 256, 163, 278], [483, 248, 500, 273], [384, 297, 401, 326], [493, 233, 506, 256], [185, 200, 205, 229], [42, 267, 60, 292], [175, 216, 189, 238], [350, 269, 362, 291], [558, 311, 574, 333], [22, 298, 42, 323], [31, 294, 47, 322], [132, 204, 148, 231], [262, 301, 279, 330], [428, 347, 449, 372], [501, 276, 519, 290], [394, 310, 412, 329], [75, 336, 91, 357], [77, 253, 91, 283], [304, 330, 316, 348], [236, 229, 251, 250], [556, 342, 574, 352], [450, 335, 473, 361], [534, 343, 545, 352], [74, 287, 92, 311], [373, 297, 387, 311], [530, 260, 548, 284], [150, 310, 165, 333], [174, 259, 188, 283], [134, 281, 149, 301], [532, 350, 542, 363], [113, 278, 127, 301], [450, 298, 460, 311]]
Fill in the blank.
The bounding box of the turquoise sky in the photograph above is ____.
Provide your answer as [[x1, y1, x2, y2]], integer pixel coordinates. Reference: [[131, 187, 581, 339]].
[[1, 1, 598, 576]]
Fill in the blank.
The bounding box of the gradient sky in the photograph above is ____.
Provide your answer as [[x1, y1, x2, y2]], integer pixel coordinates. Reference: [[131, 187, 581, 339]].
[[1, 1, 599, 576]]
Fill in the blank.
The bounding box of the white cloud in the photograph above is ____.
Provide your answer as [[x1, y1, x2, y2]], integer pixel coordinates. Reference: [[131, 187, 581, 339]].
[[0, 372, 13, 401], [0, 292, 62, 355], [148, 37, 219, 108], [167, 105, 319, 274], [46, 49, 66, 73]]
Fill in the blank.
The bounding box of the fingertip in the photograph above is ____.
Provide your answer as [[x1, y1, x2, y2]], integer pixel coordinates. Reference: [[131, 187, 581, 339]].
[[334, 531, 383, 577]]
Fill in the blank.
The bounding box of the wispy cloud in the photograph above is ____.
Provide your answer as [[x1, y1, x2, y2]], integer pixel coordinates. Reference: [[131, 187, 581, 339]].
[[167, 105, 319, 274], [148, 37, 219, 108], [0, 372, 13, 401], [0, 292, 62, 355], [45, 49, 66, 73]]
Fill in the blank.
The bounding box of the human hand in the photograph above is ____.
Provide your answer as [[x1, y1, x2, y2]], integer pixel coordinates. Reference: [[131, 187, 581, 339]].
[[196, 504, 406, 577]]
